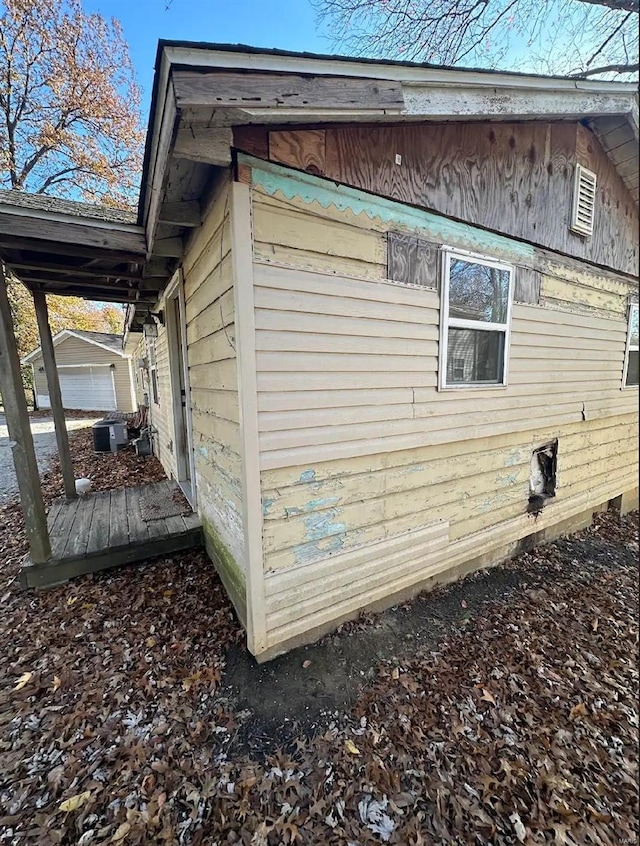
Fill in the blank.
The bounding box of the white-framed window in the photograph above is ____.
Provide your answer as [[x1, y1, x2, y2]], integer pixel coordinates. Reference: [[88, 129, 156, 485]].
[[439, 249, 513, 389], [623, 303, 639, 388]]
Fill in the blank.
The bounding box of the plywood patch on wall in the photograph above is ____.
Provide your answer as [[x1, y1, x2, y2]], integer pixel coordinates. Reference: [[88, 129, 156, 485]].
[[387, 230, 438, 288], [270, 130, 326, 175], [514, 266, 541, 304]]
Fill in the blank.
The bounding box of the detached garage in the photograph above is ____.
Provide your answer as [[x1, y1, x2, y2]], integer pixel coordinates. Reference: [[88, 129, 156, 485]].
[[23, 330, 136, 412]]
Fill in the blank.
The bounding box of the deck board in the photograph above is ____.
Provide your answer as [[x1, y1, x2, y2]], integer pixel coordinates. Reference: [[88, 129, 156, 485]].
[[86, 491, 111, 555], [165, 515, 187, 534], [64, 495, 95, 559], [47, 501, 64, 535], [109, 487, 129, 548], [21, 481, 203, 589], [50, 497, 80, 560], [125, 487, 149, 543], [183, 511, 202, 531]]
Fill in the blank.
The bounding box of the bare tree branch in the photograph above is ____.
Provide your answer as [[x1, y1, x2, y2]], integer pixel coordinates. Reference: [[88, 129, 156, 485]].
[[314, 0, 639, 78], [574, 60, 640, 73], [574, 0, 638, 12], [585, 10, 632, 65]]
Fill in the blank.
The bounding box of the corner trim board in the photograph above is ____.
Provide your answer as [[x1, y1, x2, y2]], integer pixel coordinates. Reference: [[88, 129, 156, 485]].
[[231, 181, 268, 654]]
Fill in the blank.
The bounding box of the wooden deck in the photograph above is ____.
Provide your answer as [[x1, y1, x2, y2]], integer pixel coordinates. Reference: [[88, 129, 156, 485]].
[[20, 481, 203, 588]]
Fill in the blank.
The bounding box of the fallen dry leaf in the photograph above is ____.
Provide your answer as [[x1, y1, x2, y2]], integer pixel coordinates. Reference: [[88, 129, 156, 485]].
[[480, 687, 496, 705], [345, 739, 361, 755], [14, 671, 33, 691], [569, 702, 588, 720], [509, 811, 527, 842], [59, 791, 91, 812], [0, 434, 637, 846], [111, 821, 131, 842]]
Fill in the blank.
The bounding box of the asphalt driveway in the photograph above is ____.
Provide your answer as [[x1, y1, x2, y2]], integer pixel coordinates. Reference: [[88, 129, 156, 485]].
[[0, 415, 98, 505]]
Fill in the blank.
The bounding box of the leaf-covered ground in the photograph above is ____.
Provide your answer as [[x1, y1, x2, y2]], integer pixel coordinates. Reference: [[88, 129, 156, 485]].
[[0, 432, 638, 845]]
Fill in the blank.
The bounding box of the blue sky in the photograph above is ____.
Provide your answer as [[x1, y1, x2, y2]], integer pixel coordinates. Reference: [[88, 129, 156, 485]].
[[84, 0, 327, 119]]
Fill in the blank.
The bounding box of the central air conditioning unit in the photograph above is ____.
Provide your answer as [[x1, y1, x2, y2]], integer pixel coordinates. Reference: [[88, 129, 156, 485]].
[[108, 420, 129, 452]]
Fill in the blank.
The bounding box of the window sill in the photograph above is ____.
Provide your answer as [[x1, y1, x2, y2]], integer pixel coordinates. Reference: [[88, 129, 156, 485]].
[[438, 383, 509, 392]]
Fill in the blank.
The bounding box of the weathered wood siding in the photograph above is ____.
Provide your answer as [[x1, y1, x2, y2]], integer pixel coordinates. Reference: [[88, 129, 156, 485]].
[[181, 174, 247, 622], [129, 336, 146, 406], [236, 121, 639, 276], [32, 335, 135, 412], [147, 323, 178, 480], [248, 158, 638, 655]]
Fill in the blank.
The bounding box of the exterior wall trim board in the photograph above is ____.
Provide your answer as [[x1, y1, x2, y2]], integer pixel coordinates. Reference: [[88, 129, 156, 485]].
[[231, 181, 268, 654]]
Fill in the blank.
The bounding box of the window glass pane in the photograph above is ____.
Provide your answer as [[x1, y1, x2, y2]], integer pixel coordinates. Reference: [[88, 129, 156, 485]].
[[626, 349, 639, 386], [449, 258, 510, 324], [447, 328, 505, 385], [630, 306, 639, 348]]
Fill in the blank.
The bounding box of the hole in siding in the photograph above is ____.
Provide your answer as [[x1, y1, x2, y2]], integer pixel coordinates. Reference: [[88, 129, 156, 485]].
[[528, 440, 558, 516]]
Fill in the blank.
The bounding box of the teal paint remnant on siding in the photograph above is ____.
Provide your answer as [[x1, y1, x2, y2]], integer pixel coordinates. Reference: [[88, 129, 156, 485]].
[[504, 448, 524, 467], [304, 508, 347, 542], [262, 497, 276, 516], [242, 154, 536, 261], [305, 496, 340, 511], [478, 492, 514, 513], [298, 469, 317, 483], [293, 534, 345, 566], [497, 471, 520, 487]]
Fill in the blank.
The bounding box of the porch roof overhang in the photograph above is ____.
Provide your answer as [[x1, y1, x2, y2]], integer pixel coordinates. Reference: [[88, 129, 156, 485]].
[[0, 190, 175, 309]]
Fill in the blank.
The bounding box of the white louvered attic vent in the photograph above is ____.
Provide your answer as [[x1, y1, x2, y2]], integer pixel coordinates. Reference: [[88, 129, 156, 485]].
[[571, 164, 597, 237]]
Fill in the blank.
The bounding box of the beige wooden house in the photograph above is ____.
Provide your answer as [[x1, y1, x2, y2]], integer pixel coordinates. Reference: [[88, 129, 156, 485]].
[[23, 330, 136, 412], [118, 43, 640, 661], [2, 42, 636, 661]]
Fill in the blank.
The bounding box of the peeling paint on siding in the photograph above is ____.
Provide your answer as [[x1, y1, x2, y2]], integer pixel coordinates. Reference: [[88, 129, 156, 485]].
[[245, 155, 536, 262], [293, 534, 345, 566], [262, 497, 276, 516], [497, 471, 520, 486], [304, 509, 347, 542], [305, 496, 340, 511], [504, 449, 524, 467]]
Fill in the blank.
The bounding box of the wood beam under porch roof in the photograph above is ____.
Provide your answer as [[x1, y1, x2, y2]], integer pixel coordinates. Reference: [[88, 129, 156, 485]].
[[0, 190, 176, 570]]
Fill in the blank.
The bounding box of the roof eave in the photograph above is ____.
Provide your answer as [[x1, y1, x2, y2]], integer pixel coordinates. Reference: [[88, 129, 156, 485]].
[[139, 43, 639, 254]]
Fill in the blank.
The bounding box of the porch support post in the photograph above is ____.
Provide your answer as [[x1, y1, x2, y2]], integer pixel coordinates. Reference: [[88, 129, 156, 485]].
[[0, 263, 51, 563], [33, 290, 76, 500]]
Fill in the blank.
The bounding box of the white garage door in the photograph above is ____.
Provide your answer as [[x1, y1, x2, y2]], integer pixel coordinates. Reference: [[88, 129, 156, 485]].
[[40, 366, 117, 411]]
